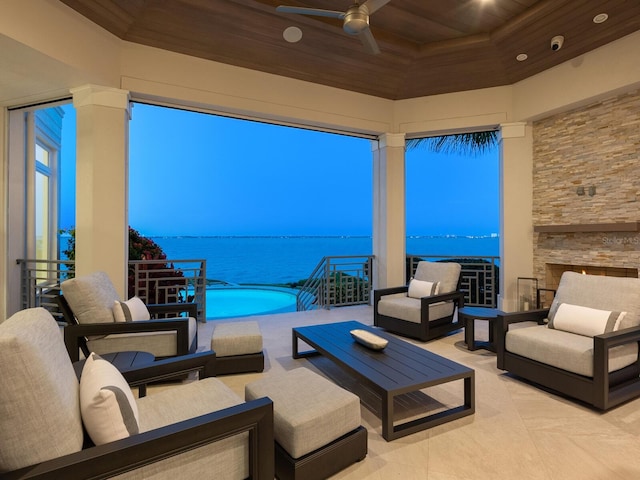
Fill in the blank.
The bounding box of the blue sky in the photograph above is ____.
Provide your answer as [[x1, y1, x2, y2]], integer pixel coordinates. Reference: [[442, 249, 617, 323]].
[[62, 103, 498, 237]]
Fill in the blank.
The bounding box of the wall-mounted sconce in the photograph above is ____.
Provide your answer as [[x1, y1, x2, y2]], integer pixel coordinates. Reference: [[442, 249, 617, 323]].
[[576, 186, 585, 196], [588, 185, 596, 196]]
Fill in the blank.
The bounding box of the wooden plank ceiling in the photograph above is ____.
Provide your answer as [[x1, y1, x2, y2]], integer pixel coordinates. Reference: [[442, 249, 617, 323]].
[[59, 0, 640, 100]]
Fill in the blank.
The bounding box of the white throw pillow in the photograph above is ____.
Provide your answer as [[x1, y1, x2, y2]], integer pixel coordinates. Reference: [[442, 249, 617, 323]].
[[408, 278, 439, 299], [113, 296, 151, 322], [80, 353, 140, 445], [551, 303, 626, 337]]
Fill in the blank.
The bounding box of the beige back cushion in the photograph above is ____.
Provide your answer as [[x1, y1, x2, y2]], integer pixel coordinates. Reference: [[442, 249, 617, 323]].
[[0, 308, 84, 471], [414, 261, 461, 294], [549, 271, 640, 330], [61, 271, 120, 324]]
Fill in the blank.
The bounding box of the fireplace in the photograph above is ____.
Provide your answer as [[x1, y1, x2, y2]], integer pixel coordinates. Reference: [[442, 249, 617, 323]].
[[545, 263, 639, 289], [532, 225, 640, 309]]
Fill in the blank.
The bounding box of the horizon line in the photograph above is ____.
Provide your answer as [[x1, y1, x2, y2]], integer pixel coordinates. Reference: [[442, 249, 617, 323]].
[[144, 234, 500, 239]]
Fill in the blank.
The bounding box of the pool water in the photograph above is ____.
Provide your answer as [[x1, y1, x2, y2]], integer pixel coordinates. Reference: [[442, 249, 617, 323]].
[[205, 286, 298, 319]]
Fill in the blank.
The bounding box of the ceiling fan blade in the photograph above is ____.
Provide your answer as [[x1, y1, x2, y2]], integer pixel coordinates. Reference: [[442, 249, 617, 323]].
[[276, 6, 345, 19], [358, 27, 380, 55], [361, 0, 391, 15]]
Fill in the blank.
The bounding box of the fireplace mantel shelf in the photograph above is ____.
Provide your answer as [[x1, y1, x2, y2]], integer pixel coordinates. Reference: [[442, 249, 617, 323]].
[[534, 222, 640, 233]]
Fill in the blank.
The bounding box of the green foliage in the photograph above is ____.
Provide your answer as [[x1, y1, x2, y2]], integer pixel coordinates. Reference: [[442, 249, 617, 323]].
[[328, 271, 370, 305], [59, 227, 76, 277], [59, 226, 186, 301], [127, 227, 186, 303], [128, 227, 167, 261]]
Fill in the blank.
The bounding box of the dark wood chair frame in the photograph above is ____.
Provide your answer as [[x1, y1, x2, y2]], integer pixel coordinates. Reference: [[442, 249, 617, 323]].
[[496, 309, 640, 410], [0, 351, 275, 480], [373, 283, 465, 342], [57, 295, 198, 362]]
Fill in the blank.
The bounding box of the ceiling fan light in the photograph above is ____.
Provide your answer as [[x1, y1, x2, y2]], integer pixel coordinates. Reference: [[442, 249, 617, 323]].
[[343, 10, 369, 34]]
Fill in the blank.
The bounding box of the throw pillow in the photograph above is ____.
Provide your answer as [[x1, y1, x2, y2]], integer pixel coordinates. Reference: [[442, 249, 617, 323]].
[[408, 278, 439, 299], [112, 296, 151, 322], [80, 353, 140, 445], [550, 303, 626, 337]]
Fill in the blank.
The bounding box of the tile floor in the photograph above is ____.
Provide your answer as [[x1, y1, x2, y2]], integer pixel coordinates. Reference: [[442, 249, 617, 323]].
[[185, 306, 640, 479]]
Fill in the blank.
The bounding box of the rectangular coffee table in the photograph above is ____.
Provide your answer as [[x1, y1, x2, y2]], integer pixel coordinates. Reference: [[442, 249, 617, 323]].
[[292, 320, 474, 441]]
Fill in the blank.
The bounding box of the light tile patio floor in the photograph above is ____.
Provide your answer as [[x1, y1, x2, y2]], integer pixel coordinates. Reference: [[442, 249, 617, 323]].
[[182, 305, 640, 479]]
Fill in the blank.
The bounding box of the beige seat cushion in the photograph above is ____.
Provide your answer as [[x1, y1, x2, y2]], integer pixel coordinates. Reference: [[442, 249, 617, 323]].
[[245, 368, 361, 459], [211, 321, 263, 357], [506, 325, 638, 377], [548, 271, 640, 330], [377, 294, 453, 324], [414, 261, 461, 294], [0, 308, 84, 471], [61, 271, 120, 324], [135, 378, 249, 480]]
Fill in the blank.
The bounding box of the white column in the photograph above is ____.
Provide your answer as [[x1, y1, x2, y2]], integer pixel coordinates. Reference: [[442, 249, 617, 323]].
[[372, 133, 406, 291], [71, 85, 130, 297], [499, 122, 534, 312]]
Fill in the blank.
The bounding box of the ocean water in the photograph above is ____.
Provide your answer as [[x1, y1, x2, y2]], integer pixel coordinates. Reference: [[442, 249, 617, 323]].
[[151, 236, 499, 285]]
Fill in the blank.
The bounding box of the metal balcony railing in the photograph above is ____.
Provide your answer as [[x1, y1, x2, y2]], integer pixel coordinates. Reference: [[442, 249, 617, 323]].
[[18, 254, 498, 319], [296, 254, 499, 311], [128, 259, 207, 321], [17, 258, 207, 322], [297, 255, 374, 311], [16, 259, 68, 322]]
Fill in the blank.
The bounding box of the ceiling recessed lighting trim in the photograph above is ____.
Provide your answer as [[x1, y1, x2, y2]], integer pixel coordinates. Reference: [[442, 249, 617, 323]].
[[516, 53, 528, 61], [283, 26, 303, 43], [593, 13, 608, 24]]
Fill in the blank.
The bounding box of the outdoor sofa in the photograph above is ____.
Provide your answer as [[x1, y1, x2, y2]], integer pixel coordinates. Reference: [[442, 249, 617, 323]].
[[496, 271, 640, 410], [373, 261, 465, 341], [0, 307, 274, 479], [58, 271, 198, 361]]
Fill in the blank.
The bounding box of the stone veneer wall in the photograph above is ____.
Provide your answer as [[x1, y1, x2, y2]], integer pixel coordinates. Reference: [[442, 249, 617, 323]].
[[532, 88, 640, 288]]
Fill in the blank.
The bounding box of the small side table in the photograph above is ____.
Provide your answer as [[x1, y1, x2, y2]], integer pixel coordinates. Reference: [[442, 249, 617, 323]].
[[458, 307, 503, 352], [73, 351, 156, 396]]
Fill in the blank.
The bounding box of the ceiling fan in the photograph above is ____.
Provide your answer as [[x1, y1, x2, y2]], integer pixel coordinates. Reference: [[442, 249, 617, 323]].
[[276, 0, 391, 54]]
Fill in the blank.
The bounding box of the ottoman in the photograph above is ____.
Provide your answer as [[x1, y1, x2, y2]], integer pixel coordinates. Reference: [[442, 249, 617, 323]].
[[210, 321, 264, 375], [245, 367, 367, 480]]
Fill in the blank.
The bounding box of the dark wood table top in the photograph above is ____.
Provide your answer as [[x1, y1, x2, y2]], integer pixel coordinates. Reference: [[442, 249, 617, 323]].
[[293, 320, 472, 394], [73, 350, 155, 380]]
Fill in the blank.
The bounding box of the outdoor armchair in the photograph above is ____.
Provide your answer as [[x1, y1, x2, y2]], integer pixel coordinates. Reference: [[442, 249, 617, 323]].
[[58, 271, 198, 361], [496, 271, 640, 410], [0, 307, 274, 480], [373, 261, 465, 341]]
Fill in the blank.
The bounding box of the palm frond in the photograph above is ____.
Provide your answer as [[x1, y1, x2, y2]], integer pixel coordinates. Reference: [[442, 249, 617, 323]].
[[406, 131, 498, 156]]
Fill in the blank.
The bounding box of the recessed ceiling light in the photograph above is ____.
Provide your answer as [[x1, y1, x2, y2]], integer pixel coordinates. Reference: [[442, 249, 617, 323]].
[[593, 13, 608, 24], [283, 26, 302, 43], [516, 53, 528, 62]]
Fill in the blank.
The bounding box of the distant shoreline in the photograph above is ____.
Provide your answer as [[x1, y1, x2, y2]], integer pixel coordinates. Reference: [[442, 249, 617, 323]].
[[147, 234, 500, 239]]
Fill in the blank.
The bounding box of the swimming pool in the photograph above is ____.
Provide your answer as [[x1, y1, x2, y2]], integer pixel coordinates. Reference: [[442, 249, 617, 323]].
[[205, 286, 298, 320]]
